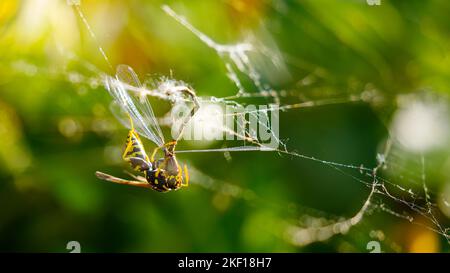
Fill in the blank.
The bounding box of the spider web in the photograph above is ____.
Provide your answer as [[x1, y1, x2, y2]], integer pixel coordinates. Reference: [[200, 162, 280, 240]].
[[157, 4, 449, 247], [8, 0, 447, 250]]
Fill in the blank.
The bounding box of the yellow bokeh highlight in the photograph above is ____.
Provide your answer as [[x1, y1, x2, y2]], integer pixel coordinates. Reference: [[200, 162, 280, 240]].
[[408, 228, 440, 253]]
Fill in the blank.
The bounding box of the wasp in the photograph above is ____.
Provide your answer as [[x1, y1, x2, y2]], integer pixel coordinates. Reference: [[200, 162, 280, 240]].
[[96, 65, 199, 192]]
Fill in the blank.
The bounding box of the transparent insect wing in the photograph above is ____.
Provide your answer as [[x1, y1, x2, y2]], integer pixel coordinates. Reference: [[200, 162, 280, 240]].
[[116, 65, 165, 145], [109, 101, 133, 130], [116, 64, 142, 88], [105, 65, 165, 147]]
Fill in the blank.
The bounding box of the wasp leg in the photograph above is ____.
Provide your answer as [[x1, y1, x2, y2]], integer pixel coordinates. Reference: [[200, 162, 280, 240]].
[[164, 140, 177, 155], [174, 87, 200, 142], [96, 171, 151, 189], [150, 140, 176, 163], [182, 164, 189, 187], [150, 146, 162, 162]]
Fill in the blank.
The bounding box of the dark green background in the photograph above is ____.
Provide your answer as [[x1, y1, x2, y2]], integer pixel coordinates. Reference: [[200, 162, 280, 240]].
[[0, 0, 449, 252]]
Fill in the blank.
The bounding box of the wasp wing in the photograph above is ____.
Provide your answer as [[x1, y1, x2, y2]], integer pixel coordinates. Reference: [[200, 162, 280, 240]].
[[105, 64, 165, 147]]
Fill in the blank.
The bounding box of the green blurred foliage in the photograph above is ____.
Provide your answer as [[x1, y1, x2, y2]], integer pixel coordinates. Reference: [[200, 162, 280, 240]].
[[0, 0, 449, 252]]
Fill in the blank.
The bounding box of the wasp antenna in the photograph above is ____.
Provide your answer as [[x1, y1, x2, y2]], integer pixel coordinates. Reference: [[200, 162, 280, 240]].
[[95, 171, 110, 180], [95, 171, 152, 188], [127, 113, 135, 131]]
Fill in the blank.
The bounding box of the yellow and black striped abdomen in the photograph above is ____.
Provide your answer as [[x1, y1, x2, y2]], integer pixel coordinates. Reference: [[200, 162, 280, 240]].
[[123, 129, 150, 171]]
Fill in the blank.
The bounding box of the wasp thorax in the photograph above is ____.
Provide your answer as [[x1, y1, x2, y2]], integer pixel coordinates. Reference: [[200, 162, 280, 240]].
[[145, 169, 181, 192]]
